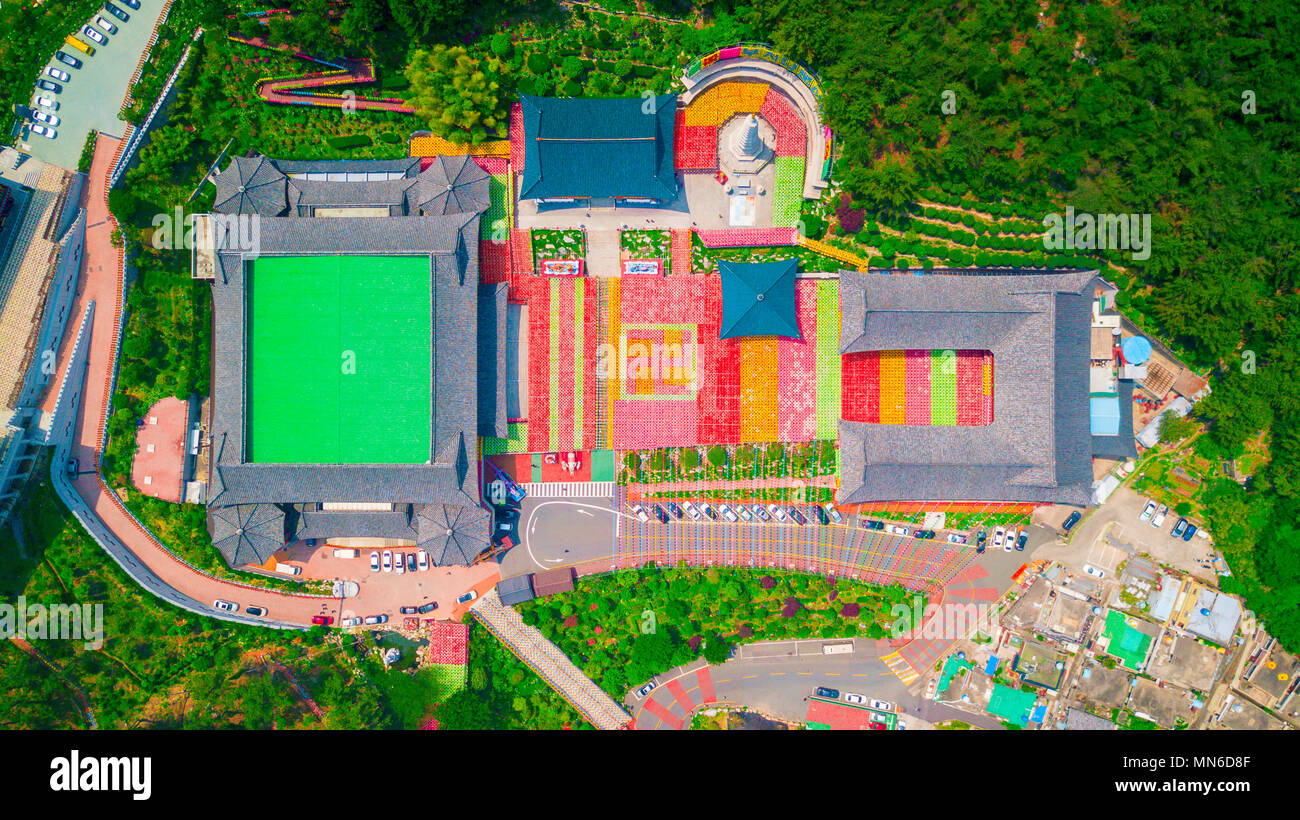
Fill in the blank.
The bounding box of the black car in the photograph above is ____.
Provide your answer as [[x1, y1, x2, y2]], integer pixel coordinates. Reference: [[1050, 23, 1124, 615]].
[[814, 505, 830, 525], [37, 79, 61, 94], [1015, 532, 1028, 551], [788, 505, 807, 525], [814, 686, 840, 699], [245, 606, 266, 617], [862, 518, 884, 530], [104, 2, 130, 21], [121, 0, 139, 8], [915, 529, 936, 540], [666, 502, 683, 519], [653, 504, 670, 524], [399, 606, 418, 615], [1062, 510, 1082, 532], [417, 602, 438, 614], [55, 51, 82, 69]]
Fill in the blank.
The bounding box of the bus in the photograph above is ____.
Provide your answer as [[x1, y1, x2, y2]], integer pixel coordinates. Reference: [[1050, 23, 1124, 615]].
[[64, 35, 95, 57]]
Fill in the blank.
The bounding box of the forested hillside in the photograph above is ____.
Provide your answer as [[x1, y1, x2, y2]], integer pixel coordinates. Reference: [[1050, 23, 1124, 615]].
[[755, 0, 1299, 643]]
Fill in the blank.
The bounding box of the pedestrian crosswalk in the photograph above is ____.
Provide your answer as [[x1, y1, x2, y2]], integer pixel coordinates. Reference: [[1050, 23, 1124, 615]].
[[881, 651, 922, 685], [519, 481, 615, 498]]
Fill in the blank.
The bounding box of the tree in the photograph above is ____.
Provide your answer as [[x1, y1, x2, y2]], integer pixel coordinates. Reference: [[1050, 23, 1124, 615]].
[[405, 45, 511, 144], [387, 0, 468, 42], [340, 0, 385, 53], [702, 633, 731, 664], [1158, 413, 1198, 445]]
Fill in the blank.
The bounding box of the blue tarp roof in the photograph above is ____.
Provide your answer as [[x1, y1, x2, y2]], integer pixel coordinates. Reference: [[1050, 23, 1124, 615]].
[[719, 258, 801, 340], [1090, 396, 1121, 436], [517, 94, 679, 201], [985, 656, 999, 675]]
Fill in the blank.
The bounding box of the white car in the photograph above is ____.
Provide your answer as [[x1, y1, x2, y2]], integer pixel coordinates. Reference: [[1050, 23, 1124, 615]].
[[887, 524, 910, 536], [869, 698, 894, 712], [1140, 500, 1157, 522], [455, 590, 478, 605], [822, 502, 843, 524], [946, 532, 967, 544], [213, 600, 238, 612], [1004, 527, 1017, 552], [33, 110, 60, 126], [34, 96, 59, 111], [719, 504, 738, 522], [1151, 505, 1168, 527], [363, 614, 387, 625], [629, 503, 649, 522], [738, 505, 753, 522], [29, 124, 56, 139], [843, 692, 867, 704], [767, 503, 787, 522], [395, 554, 405, 575], [341, 616, 362, 627], [635, 679, 658, 699], [382, 550, 393, 572], [681, 501, 701, 521], [417, 548, 429, 571], [1083, 564, 1105, 579], [95, 16, 117, 34], [46, 66, 71, 82], [993, 526, 1007, 550], [82, 25, 107, 44], [369, 551, 380, 573]]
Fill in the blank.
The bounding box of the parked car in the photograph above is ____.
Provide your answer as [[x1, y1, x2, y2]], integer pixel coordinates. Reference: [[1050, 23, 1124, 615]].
[[103, 2, 130, 21], [95, 16, 117, 34], [417, 602, 438, 614], [369, 551, 380, 572], [417, 549, 429, 571], [406, 553, 416, 573], [752, 503, 770, 522], [121, 0, 139, 9], [767, 503, 787, 522], [1062, 511, 1082, 532], [787, 505, 807, 525], [887, 524, 909, 536], [363, 614, 387, 625], [666, 502, 684, 519], [1140, 500, 1157, 522], [1182, 524, 1198, 542], [975, 539, 986, 554], [82, 25, 107, 44], [718, 504, 738, 522], [245, 606, 266, 617], [993, 526, 1007, 550], [1003, 528, 1016, 552], [813, 505, 830, 525], [682, 501, 701, 521], [1083, 564, 1105, 579], [55, 51, 82, 68], [382, 550, 393, 572], [1172, 518, 1188, 539], [399, 606, 418, 615], [915, 529, 936, 540], [629, 503, 649, 523], [814, 686, 840, 699], [869, 722, 887, 730], [34, 96, 59, 111], [1150, 505, 1171, 528], [395, 554, 405, 575], [700, 502, 717, 521], [341, 616, 362, 627], [455, 590, 478, 605], [46, 66, 71, 82], [213, 600, 238, 612], [843, 692, 867, 704], [738, 505, 753, 522], [36, 79, 61, 94], [822, 502, 843, 524], [635, 680, 658, 699], [28, 124, 56, 139], [862, 518, 885, 531], [1015, 531, 1028, 551], [311, 615, 333, 626], [653, 504, 670, 524], [946, 533, 966, 544], [869, 698, 894, 712]]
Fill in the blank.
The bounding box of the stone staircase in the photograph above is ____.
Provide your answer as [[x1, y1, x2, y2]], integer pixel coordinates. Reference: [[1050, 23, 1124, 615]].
[[584, 229, 620, 277], [471, 588, 631, 729]]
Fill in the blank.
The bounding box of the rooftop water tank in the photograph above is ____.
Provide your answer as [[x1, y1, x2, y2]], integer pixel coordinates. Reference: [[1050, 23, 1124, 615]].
[[1122, 336, 1152, 365]]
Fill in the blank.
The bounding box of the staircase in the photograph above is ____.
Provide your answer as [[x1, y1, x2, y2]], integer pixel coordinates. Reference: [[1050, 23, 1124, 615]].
[[584, 229, 620, 278], [472, 589, 631, 730]]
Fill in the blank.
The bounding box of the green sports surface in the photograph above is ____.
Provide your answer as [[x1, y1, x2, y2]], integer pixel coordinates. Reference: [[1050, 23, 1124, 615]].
[[245, 255, 431, 464]]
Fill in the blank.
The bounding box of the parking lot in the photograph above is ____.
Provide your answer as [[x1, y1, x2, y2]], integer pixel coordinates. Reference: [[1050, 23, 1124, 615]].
[[20, 1, 170, 169]]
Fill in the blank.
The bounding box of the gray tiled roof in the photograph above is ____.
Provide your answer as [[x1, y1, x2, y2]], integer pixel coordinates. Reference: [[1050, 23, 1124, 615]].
[[838, 269, 1097, 505], [212, 156, 289, 216], [271, 157, 421, 176], [208, 503, 286, 567], [414, 155, 490, 216], [293, 508, 418, 541], [477, 283, 508, 438], [415, 503, 491, 565]]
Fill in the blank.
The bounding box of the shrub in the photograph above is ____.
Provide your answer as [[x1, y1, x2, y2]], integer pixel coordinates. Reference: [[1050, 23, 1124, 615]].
[[526, 52, 549, 74], [325, 134, 372, 150]]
